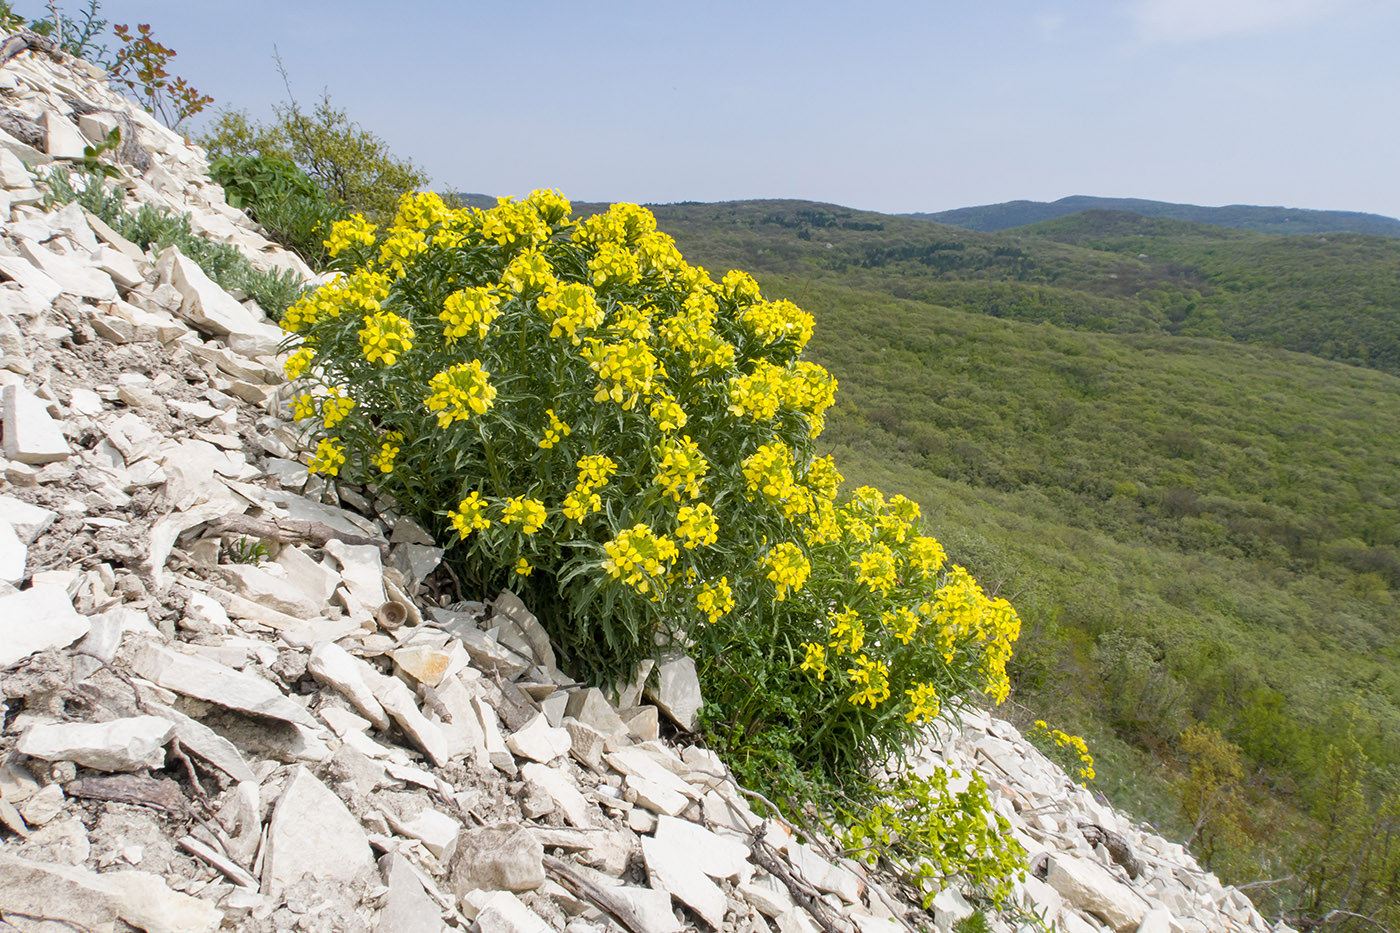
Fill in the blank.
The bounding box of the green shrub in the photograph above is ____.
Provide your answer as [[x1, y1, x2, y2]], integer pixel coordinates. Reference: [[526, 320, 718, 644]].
[[209, 155, 346, 270], [42, 165, 306, 318], [841, 770, 1027, 908], [282, 190, 1023, 807]]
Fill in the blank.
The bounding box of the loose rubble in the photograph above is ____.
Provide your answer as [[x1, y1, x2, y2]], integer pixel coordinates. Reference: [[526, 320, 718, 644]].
[[0, 39, 1292, 933]]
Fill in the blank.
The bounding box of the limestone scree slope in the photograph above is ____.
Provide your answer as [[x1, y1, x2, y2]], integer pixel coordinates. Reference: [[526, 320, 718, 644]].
[[0, 41, 1289, 933]]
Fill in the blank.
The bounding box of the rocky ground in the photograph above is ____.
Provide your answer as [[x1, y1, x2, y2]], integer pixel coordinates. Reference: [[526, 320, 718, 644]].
[[0, 40, 1291, 933]]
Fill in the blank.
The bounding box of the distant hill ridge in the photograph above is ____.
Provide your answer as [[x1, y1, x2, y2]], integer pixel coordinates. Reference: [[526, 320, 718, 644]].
[[905, 195, 1400, 238]]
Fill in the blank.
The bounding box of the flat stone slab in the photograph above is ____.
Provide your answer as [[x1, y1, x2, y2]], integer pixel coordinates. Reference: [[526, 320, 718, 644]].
[[262, 765, 374, 897], [127, 641, 317, 728], [18, 716, 174, 772], [3, 383, 72, 464], [0, 583, 89, 667]]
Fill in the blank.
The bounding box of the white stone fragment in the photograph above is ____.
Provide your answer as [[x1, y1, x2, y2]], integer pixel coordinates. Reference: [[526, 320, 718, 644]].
[[40, 110, 88, 158], [3, 383, 72, 464], [324, 538, 387, 611], [307, 642, 390, 730], [0, 255, 62, 304], [127, 640, 318, 728], [18, 715, 174, 771], [642, 823, 728, 928], [521, 762, 594, 828], [0, 583, 88, 667], [1046, 854, 1151, 932], [0, 519, 25, 584], [389, 805, 460, 860], [19, 238, 118, 300], [157, 246, 271, 341], [646, 652, 703, 731], [474, 890, 552, 933], [261, 766, 375, 897], [220, 563, 321, 619], [377, 852, 445, 933], [507, 713, 573, 763]]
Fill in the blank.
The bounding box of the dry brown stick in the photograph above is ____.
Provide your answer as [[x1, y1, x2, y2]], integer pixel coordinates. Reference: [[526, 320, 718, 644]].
[[749, 826, 851, 933], [178, 834, 259, 889], [167, 737, 211, 811], [204, 514, 388, 556], [65, 774, 188, 815], [542, 855, 651, 933]]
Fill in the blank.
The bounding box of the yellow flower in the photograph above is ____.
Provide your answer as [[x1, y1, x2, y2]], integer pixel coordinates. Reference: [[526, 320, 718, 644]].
[[537, 281, 604, 344], [695, 576, 734, 623], [827, 607, 865, 656], [799, 642, 829, 681], [648, 392, 687, 432], [853, 543, 898, 596], [371, 431, 403, 474], [358, 310, 415, 366], [283, 347, 315, 381], [501, 249, 558, 294], [514, 558, 533, 577], [582, 338, 659, 409], [307, 437, 346, 477], [501, 496, 547, 534], [675, 502, 718, 549], [904, 683, 940, 724], [320, 390, 355, 429], [602, 524, 678, 595], [654, 435, 709, 502], [441, 287, 502, 343], [376, 227, 429, 278], [576, 454, 618, 489], [292, 393, 317, 422], [740, 297, 814, 351], [907, 535, 947, 579], [424, 360, 496, 427], [847, 655, 891, 709], [764, 541, 810, 601], [323, 214, 377, 257], [448, 491, 491, 538], [539, 409, 571, 449]]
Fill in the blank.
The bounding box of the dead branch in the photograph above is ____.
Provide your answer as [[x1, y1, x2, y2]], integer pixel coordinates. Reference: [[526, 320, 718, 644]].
[[202, 513, 388, 556], [749, 825, 851, 933], [1078, 822, 1143, 879], [542, 854, 651, 933]]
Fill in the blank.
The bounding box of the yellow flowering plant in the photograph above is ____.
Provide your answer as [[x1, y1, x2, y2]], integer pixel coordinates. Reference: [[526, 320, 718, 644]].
[[282, 190, 1023, 799]]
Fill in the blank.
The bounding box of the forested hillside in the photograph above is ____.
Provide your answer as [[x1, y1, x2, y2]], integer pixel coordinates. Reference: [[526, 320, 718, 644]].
[[907, 195, 1400, 238]]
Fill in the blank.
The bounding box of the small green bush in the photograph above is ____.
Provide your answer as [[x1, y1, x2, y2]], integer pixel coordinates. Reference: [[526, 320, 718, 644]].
[[43, 166, 306, 318], [209, 154, 346, 269]]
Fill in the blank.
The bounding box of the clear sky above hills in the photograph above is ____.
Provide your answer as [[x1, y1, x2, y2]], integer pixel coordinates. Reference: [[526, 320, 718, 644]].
[[90, 0, 1400, 219]]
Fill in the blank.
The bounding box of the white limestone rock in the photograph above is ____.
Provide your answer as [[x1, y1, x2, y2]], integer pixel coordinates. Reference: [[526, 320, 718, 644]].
[[507, 713, 573, 764], [127, 640, 318, 728], [2, 383, 72, 464], [0, 254, 62, 304], [220, 562, 321, 619], [1046, 854, 1151, 932], [474, 890, 552, 933], [448, 823, 545, 894], [40, 109, 87, 159], [0, 582, 88, 667], [0, 519, 25, 584], [262, 766, 375, 897], [307, 641, 390, 731], [378, 852, 446, 933], [324, 538, 387, 610], [521, 762, 594, 828], [641, 821, 729, 928], [646, 651, 703, 731], [566, 687, 629, 737], [18, 715, 174, 771], [19, 238, 119, 300]]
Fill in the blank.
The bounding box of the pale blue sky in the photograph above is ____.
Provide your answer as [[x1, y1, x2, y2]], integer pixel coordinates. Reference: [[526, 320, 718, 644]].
[[62, 1, 1400, 218]]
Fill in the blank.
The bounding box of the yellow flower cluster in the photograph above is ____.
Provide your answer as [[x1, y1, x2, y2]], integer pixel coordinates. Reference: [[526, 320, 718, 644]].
[[377, 227, 429, 278], [582, 339, 659, 410], [282, 269, 390, 333], [478, 196, 551, 249], [572, 202, 656, 248], [764, 541, 811, 601], [392, 191, 454, 231], [610, 303, 654, 341], [501, 250, 558, 295], [448, 490, 491, 538], [827, 607, 865, 656], [719, 269, 763, 305], [1032, 721, 1096, 783], [904, 683, 941, 724], [675, 502, 718, 549], [283, 347, 315, 381], [602, 524, 678, 596], [884, 606, 922, 645], [854, 543, 899, 596], [323, 214, 378, 258], [742, 441, 810, 518], [539, 409, 571, 449], [359, 310, 415, 365], [441, 287, 501, 343], [648, 392, 687, 432], [502, 496, 547, 534], [695, 576, 734, 623], [371, 431, 403, 474], [799, 642, 829, 680], [847, 655, 891, 708], [563, 454, 616, 522], [659, 291, 736, 374], [424, 360, 496, 427], [653, 435, 708, 502], [588, 241, 642, 289], [727, 360, 836, 433], [307, 437, 345, 476], [320, 390, 355, 429], [906, 536, 947, 579], [740, 298, 815, 351], [292, 393, 317, 421], [927, 565, 1022, 703], [538, 282, 604, 344]]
